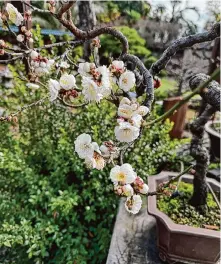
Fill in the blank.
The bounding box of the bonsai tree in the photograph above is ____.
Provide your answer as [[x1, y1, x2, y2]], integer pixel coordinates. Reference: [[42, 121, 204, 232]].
[[0, 1, 220, 214]]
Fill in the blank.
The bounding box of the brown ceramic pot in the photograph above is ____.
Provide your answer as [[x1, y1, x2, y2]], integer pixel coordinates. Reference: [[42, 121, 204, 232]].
[[148, 171, 220, 264], [163, 97, 188, 139]]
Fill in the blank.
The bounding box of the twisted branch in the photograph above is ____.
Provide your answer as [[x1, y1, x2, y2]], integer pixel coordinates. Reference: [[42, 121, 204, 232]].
[[150, 22, 220, 76]]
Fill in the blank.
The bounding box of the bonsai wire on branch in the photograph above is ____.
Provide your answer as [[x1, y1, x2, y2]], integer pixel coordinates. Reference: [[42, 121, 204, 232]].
[[0, 1, 220, 214]]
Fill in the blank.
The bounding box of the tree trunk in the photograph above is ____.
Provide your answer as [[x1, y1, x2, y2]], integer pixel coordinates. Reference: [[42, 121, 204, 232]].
[[188, 73, 220, 212], [77, 0, 96, 60]]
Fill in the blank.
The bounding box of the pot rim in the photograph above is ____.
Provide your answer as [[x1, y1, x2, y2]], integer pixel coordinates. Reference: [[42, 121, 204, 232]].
[[205, 121, 220, 139], [148, 171, 220, 238]]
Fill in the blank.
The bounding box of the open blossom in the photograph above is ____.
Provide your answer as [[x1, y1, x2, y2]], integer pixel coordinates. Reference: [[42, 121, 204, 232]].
[[74, 133, 94, 159], [78, 62, 95, 76], [125, 195, 142, 214], [48, 79, 60, 102], [119, 71, 136, 92], [115, 122, 139, 142], [85, 152, 105, 170], [135, 106, 149, 117], [82, 77, 103, 102], [130, 114, 142, 128], [6, 3, 24, 26], [118, 104, 134, 119], [59, 73, 76, 90], [111, 60, 124, 72], [110, 163, 136, 184]]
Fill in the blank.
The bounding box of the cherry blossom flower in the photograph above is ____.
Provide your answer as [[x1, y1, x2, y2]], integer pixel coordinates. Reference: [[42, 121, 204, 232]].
[[48, 79, 60, 102], [125, 195, 142, 214], [119, 71, 136, 92], [85, 152, 105, 170], [81, 77, 103, 103], [6, 3, 24, 26], [139, 183, 149, 194], [135, 105, 150, 117], [111, 60, 124, 72], [30, 50, 39, 60], [78, 62, 95, 76], [114, 122, 139, 142], [130, 114, 142, 128], [110, 163, 136, 184], [74, 133, 94, 159], [119, 97, 131, 106], [59, 73, 76, 90], [122, 184, 134, 197], [118, 104, 134, 119]]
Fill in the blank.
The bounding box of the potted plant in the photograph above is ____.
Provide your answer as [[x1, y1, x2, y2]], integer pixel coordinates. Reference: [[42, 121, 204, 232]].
[[148, 73, 221, 264]]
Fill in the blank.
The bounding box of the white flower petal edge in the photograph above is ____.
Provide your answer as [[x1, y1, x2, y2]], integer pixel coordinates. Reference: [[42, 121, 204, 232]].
[[59, 73, 76, 90], [119, 71, 136, 92], [6, 3, 24, 26], [114, 122, 139, 143], [110, 163, 136, 184], [125, 195, 142, 214], [74, 133, 94, 159], [78, 62, 95, 76], [48, 79, 60, 102]]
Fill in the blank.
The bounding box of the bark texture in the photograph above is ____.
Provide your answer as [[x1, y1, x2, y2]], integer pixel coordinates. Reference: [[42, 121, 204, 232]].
[[189, 74, 220, 210]]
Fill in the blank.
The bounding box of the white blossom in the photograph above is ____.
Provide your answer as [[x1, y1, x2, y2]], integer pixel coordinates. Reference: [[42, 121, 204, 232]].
[[100, 144, 110, 157], [74, 133, 94, 159], [119, 97, 131, 106], [16, 34, 24, 42], [112, 60, 124, 71], [48, 79, 60, 102], [122, 184, 134, 197], [110, 163, 136, 184], [135, 106, 150, 117], [59, 73, 76, 90], [30, 51, 39, 60], [91, 142, 101, 154], [115, 122, 139, 142], [139, 184, 149, 194], [82, 77, 103, 103], [85, 153, 105, 170], [131, 114, 142, 128], [119, 71, 135, 92], [59, 61, 70, 69], [78, 62, 95, 76], [118, 104, 134, 119], [6, 3, 24, 26], [125, 195, 142, 214]]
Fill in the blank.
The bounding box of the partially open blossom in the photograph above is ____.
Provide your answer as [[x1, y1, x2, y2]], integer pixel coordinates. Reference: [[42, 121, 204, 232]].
[[96, 66, 112, 97], [74, 133, 94, 159], [111, 60, 124, 72], [118, 104, 134, 119], [135, 106, 149, 117], [26, 83, 39, 89], [16, 34, 24, 42], [48, 79, 60, 102], [24, 10, 32, 21], [6, 3, 24, 26], [85, 152, 105, 170], [119, 71, 136, 92], [122, 184, 134, 197], [110, 163, 136, 184], [125, 195, 142, 214], [119, 97, 131, 106], [130, 114, 142, 128], [78, 62, 95, 76], [139, 183, 149, 194], [82, 77, 103, 103], [59, 73, 76, 90], [115, 122, 139, 142], [30, 50, 39, 60]]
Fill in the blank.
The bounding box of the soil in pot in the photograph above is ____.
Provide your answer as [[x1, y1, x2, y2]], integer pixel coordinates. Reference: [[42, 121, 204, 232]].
[[157, 181, 220, 230]]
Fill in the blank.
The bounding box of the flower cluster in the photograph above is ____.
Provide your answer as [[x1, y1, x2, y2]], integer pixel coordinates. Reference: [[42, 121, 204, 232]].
[[110, 60, 136, 92], [17, 25, 33, 44], [110, 163, 149, 214], [30, 50, 54, 77], [48, 73, 77, 101], [114, 97, 149, 143], [79, 62, 112, 103], [74, 134, 119, 170]]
